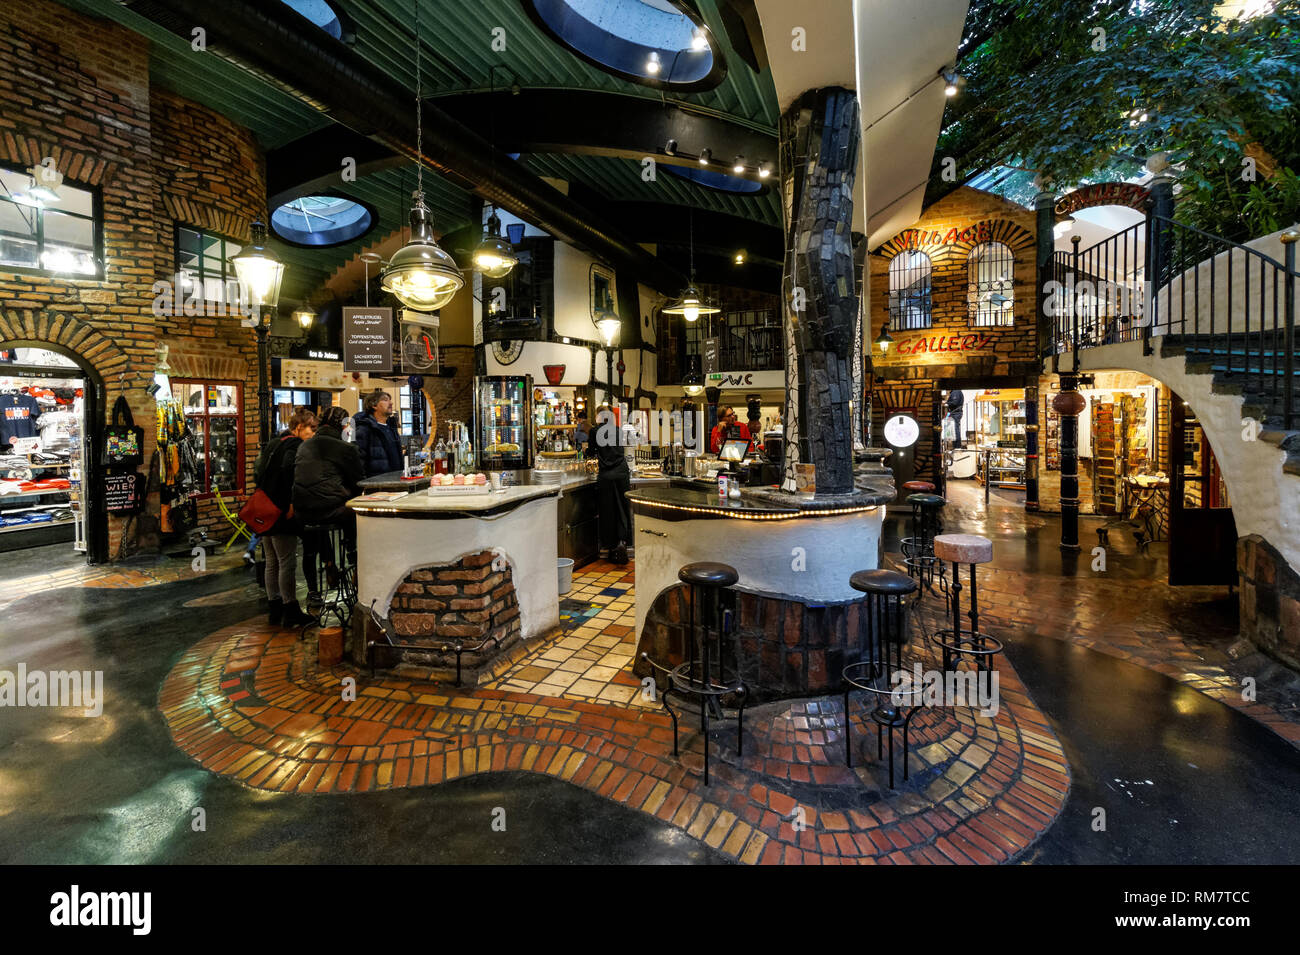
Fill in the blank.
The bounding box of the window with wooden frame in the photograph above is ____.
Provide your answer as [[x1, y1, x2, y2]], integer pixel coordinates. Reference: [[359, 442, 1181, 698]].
[[174, 379, 245, 496]]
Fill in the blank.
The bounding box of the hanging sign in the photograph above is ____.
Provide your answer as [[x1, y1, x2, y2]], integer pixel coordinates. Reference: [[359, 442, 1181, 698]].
[[342, 307, 394, 373], [707, 371, 785, 389], [703, 337, 720, 374]]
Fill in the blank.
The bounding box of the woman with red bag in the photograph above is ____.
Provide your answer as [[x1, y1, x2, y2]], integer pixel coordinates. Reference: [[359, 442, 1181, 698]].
[[258, 408, 317, 627]]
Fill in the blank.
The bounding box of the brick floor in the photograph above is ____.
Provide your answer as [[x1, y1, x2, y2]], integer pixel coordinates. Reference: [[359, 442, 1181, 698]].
[[159, 563, 1070, 865]]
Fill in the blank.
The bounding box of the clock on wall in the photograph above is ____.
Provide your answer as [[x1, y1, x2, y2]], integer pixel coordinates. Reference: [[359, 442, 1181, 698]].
[[491, 339, 523, 365], [884, 413, 920, 448], [402, 326, 439, 372]]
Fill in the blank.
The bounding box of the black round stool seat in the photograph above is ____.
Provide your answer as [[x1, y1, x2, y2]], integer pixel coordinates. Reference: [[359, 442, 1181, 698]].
[[850, 569, 917, 596], [679, 561, 739, 588], [906, 493, 945, 508]]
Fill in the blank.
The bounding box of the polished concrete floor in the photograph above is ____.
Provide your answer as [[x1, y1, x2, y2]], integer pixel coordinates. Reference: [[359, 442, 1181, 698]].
[[3, 490, 1300, 863]]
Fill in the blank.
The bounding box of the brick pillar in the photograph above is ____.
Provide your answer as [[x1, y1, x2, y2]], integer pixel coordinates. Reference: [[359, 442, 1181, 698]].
[[778, 87, 860, 495]]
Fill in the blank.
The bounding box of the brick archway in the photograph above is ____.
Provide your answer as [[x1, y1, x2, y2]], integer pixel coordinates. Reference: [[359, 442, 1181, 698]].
[[0, 308, 132, 385]]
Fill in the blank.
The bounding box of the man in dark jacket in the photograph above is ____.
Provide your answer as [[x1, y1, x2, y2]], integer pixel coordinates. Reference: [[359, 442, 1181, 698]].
[[293, 405, 364, 568], [354, 390, 403, 477], [589, 405, 631, 565]]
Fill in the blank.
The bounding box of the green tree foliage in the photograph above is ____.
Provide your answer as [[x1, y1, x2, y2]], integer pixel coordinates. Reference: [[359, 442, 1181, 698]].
[[936, 0, 1300, 242]]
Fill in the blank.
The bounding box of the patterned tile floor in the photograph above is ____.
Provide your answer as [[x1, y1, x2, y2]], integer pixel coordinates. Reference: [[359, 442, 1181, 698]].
[[484, 565, 648, 707], [158, 559, 1070, 864]]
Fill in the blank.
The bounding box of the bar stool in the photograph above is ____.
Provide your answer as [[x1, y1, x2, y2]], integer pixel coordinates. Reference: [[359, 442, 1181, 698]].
[[301, 522, 357, 636], [902, 480, 935, 494], [901, 493, 946, 591], [842, 569, 923, 787], [929, 534, 1003, 673], [640, 561, 747, 786]]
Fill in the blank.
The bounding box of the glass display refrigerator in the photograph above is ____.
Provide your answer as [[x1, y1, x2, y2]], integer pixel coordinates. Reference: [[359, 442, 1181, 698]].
[[474, 375, 534, 471]]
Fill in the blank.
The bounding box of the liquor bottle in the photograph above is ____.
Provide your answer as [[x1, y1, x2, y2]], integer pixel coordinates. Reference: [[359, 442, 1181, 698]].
[[433, 437, 447, 475]]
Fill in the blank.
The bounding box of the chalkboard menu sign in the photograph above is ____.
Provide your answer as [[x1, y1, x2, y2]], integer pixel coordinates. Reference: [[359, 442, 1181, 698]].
[[104, 472, 143, 514], [343, 307, 394, 373]]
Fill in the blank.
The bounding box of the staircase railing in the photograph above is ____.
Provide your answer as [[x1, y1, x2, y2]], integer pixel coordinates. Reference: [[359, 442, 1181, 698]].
[[1050, 217, 1299, 429]]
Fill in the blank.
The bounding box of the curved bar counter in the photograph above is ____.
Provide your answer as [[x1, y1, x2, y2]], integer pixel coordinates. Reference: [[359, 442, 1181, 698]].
[[628, 479, 894, 702]]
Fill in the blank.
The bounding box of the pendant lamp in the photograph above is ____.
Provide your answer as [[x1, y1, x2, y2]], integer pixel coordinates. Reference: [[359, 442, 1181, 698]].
[[379, 1, 463, 311], [472, 207, 518, 278], [661, 210, 719, 323]]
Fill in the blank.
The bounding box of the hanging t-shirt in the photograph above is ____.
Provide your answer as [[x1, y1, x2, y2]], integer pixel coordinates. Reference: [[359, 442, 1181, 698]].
[[0, 393, 41, 445]]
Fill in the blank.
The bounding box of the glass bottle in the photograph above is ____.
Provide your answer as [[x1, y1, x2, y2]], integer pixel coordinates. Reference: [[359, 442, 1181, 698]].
[[433, 437, 447, 475]]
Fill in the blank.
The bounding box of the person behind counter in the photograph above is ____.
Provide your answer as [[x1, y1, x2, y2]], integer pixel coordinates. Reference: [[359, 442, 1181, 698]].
[[588, 406, 630, 565], [709, 405, 751, 454], [354, 389, 403, 477], [573, 410, 589, 449], [293, 405, 365, 571]]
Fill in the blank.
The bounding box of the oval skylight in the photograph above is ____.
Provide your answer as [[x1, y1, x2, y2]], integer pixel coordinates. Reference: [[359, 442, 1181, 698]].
[[662, 163, 763, 194], [528, 0, 724, 89], [271, 195, 373, 247], [278, 0, 344, 39]]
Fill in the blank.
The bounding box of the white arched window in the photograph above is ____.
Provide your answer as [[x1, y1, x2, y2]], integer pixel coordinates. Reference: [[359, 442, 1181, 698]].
[[888, 250, 933, 329], [968, 241, 1015, 327]]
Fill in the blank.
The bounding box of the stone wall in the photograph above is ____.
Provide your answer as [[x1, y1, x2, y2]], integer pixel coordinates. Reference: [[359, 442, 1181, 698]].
[[1238, 535, 1300, 670], [385, 550, 523, 674]]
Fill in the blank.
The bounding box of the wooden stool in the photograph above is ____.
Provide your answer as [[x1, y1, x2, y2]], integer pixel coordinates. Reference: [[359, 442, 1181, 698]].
[[930, 534, 1002, 672]]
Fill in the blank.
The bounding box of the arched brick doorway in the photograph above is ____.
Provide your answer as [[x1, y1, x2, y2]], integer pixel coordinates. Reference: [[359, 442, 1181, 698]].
[[1, 310, 134, 564]]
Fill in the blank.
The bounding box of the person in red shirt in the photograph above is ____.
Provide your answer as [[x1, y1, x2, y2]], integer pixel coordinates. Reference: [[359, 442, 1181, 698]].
[[710, 405, 751, 454]]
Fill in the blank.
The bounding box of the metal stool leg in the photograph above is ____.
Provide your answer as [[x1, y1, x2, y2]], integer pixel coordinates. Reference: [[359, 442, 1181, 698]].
[[844, 688, 853, 768]]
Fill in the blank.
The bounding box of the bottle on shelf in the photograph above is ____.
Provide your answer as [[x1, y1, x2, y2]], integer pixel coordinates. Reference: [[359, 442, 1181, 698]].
[[433, 437, 447, 475]]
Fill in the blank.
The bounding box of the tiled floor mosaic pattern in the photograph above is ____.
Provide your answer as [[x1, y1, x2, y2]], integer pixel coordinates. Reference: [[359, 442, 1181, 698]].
[[485, 566, 648, 707], [159, 561, 1070, 864], [0, 548, 244, 611]]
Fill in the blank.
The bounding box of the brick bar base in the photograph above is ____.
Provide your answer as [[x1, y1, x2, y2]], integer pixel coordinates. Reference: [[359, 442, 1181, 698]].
[[381, 550, 522, 678], [1237, 535, 1300, 671], [634, 584, 876, 703]]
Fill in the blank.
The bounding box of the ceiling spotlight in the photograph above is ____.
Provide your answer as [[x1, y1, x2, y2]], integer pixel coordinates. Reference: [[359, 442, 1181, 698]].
[[698, 148, 711, 166], [691, 28, 708, 52], [733, 155, 745, 174], [757, 162, 771, 179], [940, 68, 961, 97], [734, 251, 746, 265], [646, 51, 661, 74], [664, 139, 678, 156]]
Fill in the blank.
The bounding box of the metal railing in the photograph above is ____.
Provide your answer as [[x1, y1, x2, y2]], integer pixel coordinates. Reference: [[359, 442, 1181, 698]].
[[1051, 217, 1299, 429]]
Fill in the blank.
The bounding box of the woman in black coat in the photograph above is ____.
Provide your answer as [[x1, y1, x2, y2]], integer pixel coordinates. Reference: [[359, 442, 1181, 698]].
[[260, 408, 317, 626], [293, 405, 365, 568], [353, 390, 403, 477]]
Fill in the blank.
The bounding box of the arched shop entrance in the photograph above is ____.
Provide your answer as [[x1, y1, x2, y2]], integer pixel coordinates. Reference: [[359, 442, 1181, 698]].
[[0, 340, 107, 564]]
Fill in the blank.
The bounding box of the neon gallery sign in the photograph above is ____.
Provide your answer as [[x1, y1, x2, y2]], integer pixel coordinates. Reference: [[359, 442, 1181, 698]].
[[886, 332, 995, 358]]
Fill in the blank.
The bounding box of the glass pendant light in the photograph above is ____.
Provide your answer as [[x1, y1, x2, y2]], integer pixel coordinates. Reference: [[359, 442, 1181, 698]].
[[661, 209, 719, 323], [472, 207, 518, 278], [379, 1, 463, 311]]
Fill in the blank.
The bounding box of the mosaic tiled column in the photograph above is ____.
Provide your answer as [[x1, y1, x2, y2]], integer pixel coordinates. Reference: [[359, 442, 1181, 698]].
[[779, 87, 861, 495]]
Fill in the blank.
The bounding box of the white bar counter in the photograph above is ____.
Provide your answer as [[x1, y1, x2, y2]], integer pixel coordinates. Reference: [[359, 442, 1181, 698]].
[[350, 484, 562, 643]]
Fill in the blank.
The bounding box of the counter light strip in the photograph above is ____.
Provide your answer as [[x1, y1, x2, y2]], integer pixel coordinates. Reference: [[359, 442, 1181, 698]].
[[634, 500, 880, 521]]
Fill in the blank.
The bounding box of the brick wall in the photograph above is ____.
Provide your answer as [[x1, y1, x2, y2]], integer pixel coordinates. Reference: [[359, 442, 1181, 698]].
[[385, 550, 523, 675], [0, 0, 265, 558], [1238, 534, 1300, 670], [150, 86, 266, 539], [867, 187, 1041, 485]]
